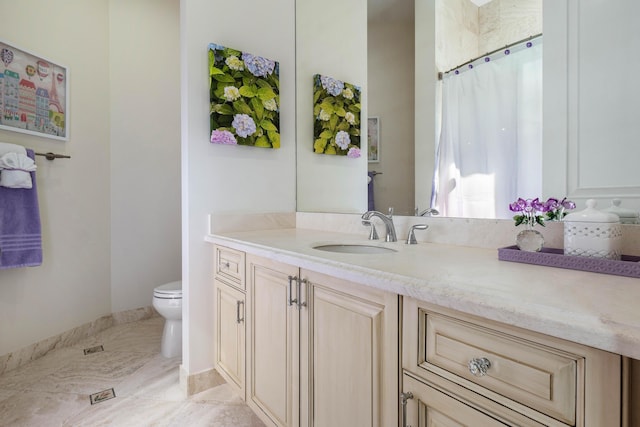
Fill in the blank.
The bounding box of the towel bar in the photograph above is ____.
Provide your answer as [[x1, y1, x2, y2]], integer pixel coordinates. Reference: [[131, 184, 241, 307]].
[[35, 152, 71, 161]]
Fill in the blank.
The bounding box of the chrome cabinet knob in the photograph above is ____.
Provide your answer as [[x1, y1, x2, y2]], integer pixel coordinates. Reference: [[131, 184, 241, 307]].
[[468, 357, 491, 377]]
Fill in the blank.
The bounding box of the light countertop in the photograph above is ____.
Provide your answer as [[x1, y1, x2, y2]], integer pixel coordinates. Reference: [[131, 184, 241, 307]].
[[206, 228, 640, 360]]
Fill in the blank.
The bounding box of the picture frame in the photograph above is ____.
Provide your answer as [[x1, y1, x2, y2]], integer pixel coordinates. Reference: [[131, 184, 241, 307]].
[[367, 117, 380, 162], [0, 39, 69, 141], [312, 74, 362, 158], [209, 43, 280, 148]]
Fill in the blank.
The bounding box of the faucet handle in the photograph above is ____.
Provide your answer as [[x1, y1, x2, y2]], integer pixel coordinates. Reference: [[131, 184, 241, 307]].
[[388, 207, 394, 218], [362, 220, 379, 240], [406, 224, 428, 245]]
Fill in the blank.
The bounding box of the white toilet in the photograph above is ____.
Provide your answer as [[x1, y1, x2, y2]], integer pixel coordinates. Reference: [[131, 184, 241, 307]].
[[152, 280, 182, 358]]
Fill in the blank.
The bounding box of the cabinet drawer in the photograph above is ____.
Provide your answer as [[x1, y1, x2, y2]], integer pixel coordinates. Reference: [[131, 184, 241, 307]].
[[425, 313, 578, 425], [214, 246, 245, 290], [404, 373, 507, 427]]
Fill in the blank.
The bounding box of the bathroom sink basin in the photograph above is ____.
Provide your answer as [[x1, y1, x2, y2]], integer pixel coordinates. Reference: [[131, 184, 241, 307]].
[[312, 244, 397, 254]]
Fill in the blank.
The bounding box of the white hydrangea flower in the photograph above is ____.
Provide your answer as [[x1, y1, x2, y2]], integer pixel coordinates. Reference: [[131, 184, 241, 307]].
[[223, 86, 240, 102], [345, 112, 356, 125], [318, 109, 331, 121], [263, 98, 278, 111], [225, 56, 244, 71]]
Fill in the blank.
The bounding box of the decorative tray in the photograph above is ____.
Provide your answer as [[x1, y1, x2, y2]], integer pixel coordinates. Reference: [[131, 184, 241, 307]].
[[497, 246, 640, 278]]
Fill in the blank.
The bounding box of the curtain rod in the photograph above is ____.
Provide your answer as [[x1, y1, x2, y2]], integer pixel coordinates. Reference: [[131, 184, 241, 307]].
[[35, 152, 71, 161], [438, 33, 543, 80]]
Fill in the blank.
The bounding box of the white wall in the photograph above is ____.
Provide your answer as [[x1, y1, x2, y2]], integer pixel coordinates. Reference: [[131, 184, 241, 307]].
[[0, 0, 182, 357], [109, 0, 181, 312], [414, 0, 437, 213], [368, 20, 415, 216], [295, 0, 368, 213], [0, 0, 112, 355], [180, 0, 296, 375]]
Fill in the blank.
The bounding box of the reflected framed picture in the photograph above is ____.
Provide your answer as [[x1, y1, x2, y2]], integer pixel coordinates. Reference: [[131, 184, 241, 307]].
[[0, 39, 68, 140], [367, 117, 379, 163]]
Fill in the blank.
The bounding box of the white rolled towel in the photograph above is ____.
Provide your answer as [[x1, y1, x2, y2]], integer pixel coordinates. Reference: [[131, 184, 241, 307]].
[[0, 152, 36, 189], [0, 142, 27, 156]]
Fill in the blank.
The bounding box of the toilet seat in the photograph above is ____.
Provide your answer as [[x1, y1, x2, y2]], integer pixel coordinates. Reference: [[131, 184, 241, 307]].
[[154, 280, 182, 299]]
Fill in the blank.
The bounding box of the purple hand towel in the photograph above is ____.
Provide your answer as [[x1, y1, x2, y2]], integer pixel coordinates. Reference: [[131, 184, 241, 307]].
[[0, 149, 42, 269], [367, 171, 375, 211]]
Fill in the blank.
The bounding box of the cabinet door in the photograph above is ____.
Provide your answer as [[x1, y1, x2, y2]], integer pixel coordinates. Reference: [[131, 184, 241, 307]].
[[214, 279, 245, 399], [300, 270, 398, 427], [247, 255, 300, 427]]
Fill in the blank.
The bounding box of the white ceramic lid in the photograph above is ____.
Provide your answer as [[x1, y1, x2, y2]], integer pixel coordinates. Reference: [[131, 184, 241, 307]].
[[603, 198, 639, 220], [563, 199, 620, 223], [154, 280, 182, 295]]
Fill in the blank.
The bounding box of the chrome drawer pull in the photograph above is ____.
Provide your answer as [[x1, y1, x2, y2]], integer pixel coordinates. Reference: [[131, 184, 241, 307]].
[[236, 300, 244, 324], [468, 357, 492, 377], [287, 275, 297, 306], [297, 278, 308, 309], [400, 392, 414, 427]]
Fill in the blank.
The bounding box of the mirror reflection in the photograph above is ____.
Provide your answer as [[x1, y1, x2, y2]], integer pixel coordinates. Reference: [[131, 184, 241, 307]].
[[296, 0, 640, 219], [367, 0, 542, 218]]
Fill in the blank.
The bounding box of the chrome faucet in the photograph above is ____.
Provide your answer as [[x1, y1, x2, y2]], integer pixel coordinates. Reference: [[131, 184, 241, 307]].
[[416, 207, 439, 217], [361, 220, 379, 240], [362, 210, 397, 242]]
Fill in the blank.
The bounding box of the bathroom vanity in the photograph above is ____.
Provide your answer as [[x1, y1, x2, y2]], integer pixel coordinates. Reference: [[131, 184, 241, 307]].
[[207, 227, 639, 427]]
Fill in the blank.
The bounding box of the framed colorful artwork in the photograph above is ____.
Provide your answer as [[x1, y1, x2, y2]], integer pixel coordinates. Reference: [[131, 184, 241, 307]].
[[0, 39, 68, 140], [313, 74, 361, 158], [208, 43, 280, 148], [367, 117, 380, 163]]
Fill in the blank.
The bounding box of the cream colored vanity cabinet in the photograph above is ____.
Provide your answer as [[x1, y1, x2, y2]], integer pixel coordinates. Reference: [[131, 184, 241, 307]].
[[245, 254, 299, 427], [246, 253, 399, 427], [213, 246, 246, 399], [401, 297, 622, 427]]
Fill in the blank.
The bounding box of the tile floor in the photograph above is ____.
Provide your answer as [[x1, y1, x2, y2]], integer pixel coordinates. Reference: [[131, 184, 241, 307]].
[[0, 316, 265, 426]]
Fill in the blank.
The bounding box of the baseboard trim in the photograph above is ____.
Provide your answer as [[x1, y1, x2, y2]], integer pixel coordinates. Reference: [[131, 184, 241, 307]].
[[179, 365, 226, 396], [0, 306, 158, 376]]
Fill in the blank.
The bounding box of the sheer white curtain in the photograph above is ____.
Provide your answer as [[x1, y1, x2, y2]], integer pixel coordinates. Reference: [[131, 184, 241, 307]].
[[432, 39, 542, 219]]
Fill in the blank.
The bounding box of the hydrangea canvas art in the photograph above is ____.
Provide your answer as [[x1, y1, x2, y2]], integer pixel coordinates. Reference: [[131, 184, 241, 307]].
[[313, 74, 362, 157], [209, 43, 280, 148]]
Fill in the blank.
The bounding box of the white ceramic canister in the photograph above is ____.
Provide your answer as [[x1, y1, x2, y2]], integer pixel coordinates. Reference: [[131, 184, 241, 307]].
[[563, 199, 622, 260], [603, 198, 639, 225]]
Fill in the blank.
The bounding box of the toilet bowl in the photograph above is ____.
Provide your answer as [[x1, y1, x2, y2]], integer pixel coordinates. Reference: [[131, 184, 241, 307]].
[[152, 280, 182, 358]]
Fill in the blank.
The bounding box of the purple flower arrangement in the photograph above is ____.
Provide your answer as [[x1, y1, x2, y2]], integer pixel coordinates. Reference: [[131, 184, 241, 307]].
[[509, 197, 576, 227]]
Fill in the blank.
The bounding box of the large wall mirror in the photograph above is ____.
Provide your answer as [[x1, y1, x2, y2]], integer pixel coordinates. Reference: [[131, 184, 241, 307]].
[[295, 0, 640, 218]]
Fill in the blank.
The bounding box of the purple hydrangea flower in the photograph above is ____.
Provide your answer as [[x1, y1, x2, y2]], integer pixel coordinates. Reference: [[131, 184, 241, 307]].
[[347, 147, 361, 158], [320, 75, 344, 96], [241, 52, 276, 77], [335, 130, 350, 150], [232, 114, 257, 138], [210, 129, 237, 145]]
